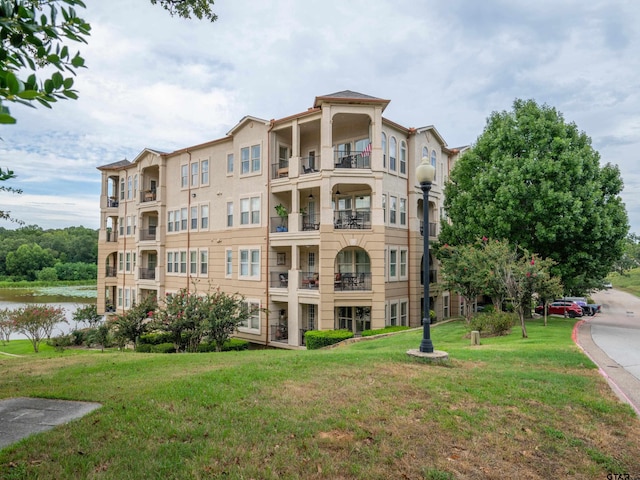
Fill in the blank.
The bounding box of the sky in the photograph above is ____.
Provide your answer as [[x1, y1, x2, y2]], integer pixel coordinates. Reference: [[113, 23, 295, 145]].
[[0, 0, 638, 235]]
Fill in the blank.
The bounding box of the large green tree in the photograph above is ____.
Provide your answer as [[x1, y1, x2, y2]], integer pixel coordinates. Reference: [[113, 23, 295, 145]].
[[0, 0, 216, 124], [440, 99, 629, 294]]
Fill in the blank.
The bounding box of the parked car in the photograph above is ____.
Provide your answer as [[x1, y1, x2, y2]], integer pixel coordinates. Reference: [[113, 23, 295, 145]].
[[535, 301, 583, 318], [562, 297, 601, 316], [603, 282, 613, 289]]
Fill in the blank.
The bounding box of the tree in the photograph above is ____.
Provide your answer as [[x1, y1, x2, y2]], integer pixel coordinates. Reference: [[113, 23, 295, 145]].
[[535, 271, 564, 327], [203, 288, 250, 352], [440, 99, 629, 294], [0, 1, 217, 124], [0, 167, 23, 224], [0, 308, 14, 344], [11, 304, 66, 352], [72, 303, 101, 328], [153, 289, 208, 352], [110, 296, 157, 350], [611, 233, 640, 276], [5, 243, 56, 280]]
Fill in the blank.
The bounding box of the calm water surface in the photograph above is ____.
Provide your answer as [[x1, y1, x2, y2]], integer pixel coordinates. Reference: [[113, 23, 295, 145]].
[[0, 286, 97, 340]]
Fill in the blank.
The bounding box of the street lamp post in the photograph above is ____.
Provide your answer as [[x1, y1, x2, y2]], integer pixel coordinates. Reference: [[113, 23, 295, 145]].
[[416, 156, 436, 353]]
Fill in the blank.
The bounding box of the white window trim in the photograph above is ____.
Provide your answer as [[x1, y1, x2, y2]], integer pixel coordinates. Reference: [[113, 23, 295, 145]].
[[238, 299, 261, 334], [239, 246, 261, 281], [389, 247, 398, 281], [225, 248, 232, 278]]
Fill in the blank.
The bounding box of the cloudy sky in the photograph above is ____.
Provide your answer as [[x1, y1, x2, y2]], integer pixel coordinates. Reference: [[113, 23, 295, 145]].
[[1, 0, 638, 235]]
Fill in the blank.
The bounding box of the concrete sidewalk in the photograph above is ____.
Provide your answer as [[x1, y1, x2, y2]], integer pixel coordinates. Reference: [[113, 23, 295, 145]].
[[575, 320, 640, 416], [0, 397, 101, 450]]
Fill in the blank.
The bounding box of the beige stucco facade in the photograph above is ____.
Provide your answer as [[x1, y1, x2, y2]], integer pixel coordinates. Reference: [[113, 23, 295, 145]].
[[96, 91, 462, 348]]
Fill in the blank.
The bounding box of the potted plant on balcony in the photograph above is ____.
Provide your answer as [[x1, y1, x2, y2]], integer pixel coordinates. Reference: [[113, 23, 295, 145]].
[[275, 204, 288, 232]]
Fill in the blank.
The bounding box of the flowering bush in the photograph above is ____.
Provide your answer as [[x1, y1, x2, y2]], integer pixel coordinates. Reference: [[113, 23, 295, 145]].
[[11, 305, 66, 352]]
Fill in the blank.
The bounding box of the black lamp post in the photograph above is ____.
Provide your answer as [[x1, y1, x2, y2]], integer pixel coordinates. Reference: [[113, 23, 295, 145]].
[[416, 156, 436, 353]]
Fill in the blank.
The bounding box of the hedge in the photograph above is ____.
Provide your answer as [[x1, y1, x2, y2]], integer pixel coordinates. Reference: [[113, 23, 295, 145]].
[[305, 329, 354, 350]]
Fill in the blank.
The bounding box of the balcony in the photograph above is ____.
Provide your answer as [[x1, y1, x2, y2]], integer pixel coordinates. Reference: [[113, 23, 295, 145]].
[[270, 271, 289, 288], [334, 151, 370, 169], [301, 214, 320, 231], [299, 271, 319, 290], [270, 216, 289, 233], [139, 267, 156, 280], [106, 230, 118, 242], [140, 227, 156, 241], [420, 270, 438, 285], [300, 156, 320, 175], [105, 266, 116, 278], [107, 197, 119, 208], [334, 210, 371, 230], [141, 190, 156, 203], [271, 161, 289, 179], [334, 272, 372, 291], [420, 221, 437, 237], [270, 323, 288, 343]]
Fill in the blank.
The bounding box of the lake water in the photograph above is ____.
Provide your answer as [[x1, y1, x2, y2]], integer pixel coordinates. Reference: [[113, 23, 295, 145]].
[[0, 286, 97, 340]]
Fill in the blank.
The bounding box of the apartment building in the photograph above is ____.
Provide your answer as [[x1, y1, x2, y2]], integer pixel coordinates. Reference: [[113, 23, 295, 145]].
[[96, 90, 461, 348]]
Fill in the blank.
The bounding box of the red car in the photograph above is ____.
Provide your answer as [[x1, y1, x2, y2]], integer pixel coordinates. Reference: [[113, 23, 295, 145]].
[[535, 301, 583, 318]]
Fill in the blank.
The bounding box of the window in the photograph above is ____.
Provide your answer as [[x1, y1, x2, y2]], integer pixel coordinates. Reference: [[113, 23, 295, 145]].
[[389, 248, 397, 279], [239, 248, 260, 279], [251, 197, 260, 224], [119, 217, 124, 236], [240, 196, 260, 225], [124, 288, 131, 309], [227, 153, 234, 174], [400, 301, 408, 326], [201, 205, 209, 229], [400, 198, 406, 226], [422, 146, 429, 159], [389, 136, 397, 171], [190, 251, 197, 274], [120, 178, 125, 200], [382, 194, 386, 223], [168, 211, 174, 232], [251, 145, 260, 172], [126, 216, 132, 235], [134, 175, 138, 198], [191, 206, 198, 230], [400, 141, 407, 174], [390, 196, 397, 224], [191, 162, 199, 187], [180, 251, 187, 274], [181, 164, 188, 188], [239, 301, 260, 331], [125, 252, 131, 272], [127, 176, 132, 199], [240, 147, 249, 174], [400, 249, 407, 279], [167, 252, 174, 273], [381, 132, 387, 168], [118, 252, 124, 272], [431, 150, 437, 181], [443, 294, 450, 318], [200, 250, 208, 275], [225, 249, 232, 277], [181, 208, 187, 231], [173, 209, 180, 232], [390, 302, 398, 326], [201, 159, 209, 184], [117, 288, 123, 307], [227, 202, 233, 227]]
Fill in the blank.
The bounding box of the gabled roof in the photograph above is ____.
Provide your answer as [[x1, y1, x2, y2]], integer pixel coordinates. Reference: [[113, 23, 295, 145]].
[[97, 159, 132, 171], [226, 115, 269, 136], [314, 90, 390, 111], [415, 125, 448, 147]]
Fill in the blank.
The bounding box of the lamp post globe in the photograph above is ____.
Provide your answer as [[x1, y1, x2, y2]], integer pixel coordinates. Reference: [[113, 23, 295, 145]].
[[417, 157, 435, 353]]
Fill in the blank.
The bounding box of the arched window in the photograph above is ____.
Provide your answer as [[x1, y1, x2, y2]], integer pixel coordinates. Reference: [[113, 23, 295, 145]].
[[422, 146, 429, 159], [400, 141, 407, 174], [431, 149, 437, 180], [381, 132, 387, 168], [389, 136, 397, 171]]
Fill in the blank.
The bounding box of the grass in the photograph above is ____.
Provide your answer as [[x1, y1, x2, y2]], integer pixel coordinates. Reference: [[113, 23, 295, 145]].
[[1, 318, 640, 479], [608, 267, 640, 297]]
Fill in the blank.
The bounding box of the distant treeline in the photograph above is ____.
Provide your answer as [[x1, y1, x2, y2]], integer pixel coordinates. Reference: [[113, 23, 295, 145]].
[[0, 225, 97, 282]]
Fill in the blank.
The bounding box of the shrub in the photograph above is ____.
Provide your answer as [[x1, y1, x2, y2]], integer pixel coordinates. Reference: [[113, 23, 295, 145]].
[[198, 338, 249, 352], [305, 329, 354, 350], [152, 342, 177, 353], [361, 326, 410, 337], [136, 344, 153, 353], [47, 334, 73, 352], [469, 311, 515, 336], [139, 332, 174, 345]]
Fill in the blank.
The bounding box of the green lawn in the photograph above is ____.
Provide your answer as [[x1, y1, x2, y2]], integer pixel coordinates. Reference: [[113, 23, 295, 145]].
[[608, 267, 640, 297], [1, 318, 639, 479]]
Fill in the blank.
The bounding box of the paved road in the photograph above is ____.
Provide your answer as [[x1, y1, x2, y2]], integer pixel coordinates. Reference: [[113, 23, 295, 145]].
[[576, 288, 640, 415]]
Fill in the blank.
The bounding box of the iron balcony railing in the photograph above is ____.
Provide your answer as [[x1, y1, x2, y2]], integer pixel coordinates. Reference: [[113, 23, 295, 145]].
[[270, 323, 288, 343], [141, 190, 157, 202], [271, 161, 289, 179], [270, 271, 289, 288], [334, 150, 371, 169], [300, 156, 320, 174], [139, 267, 156, 280], [299, 271, 319, 290], [105, 266, 117, 278], [270, 216, 289, 233], [140, 227, 156, 241], [301, 214, 320, 231], [334, 210, 371, 230], [420, 221, 437, 237], [106, 231, 118, 242], [334, 272, 372, 291]]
